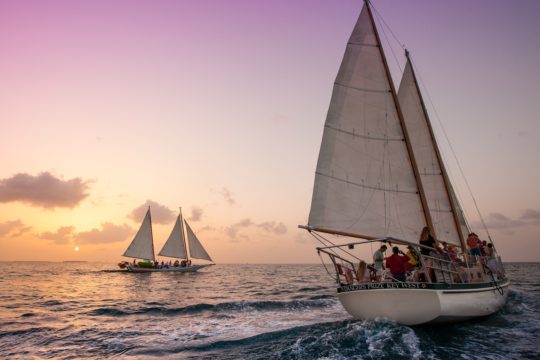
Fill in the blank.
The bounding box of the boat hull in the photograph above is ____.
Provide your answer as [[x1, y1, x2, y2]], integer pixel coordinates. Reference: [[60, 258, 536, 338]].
[[126, 264, 212, 273], [337, 279, 509, 325]]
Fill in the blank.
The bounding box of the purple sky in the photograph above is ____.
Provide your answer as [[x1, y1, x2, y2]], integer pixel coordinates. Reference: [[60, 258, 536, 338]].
[[1, 0, 539, 262]]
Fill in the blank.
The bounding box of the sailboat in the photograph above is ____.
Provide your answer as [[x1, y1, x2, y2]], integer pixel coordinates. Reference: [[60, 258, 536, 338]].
[[299, 1, 509, 325], [119, 208, 214, 273]]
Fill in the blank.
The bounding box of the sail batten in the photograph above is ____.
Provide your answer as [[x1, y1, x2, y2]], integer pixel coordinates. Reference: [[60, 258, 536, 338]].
[[123, 208, 155, 261], [307, 5, 427, 242]]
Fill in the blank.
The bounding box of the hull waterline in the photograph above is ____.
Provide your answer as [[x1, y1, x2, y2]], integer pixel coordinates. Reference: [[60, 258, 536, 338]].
[[337, 279, 509, 325], [126, 264, 212, 273]]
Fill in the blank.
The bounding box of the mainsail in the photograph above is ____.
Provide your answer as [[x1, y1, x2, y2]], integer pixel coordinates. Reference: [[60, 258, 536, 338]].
[[123, 208, 155, 261], [158, 214, 187, 259], [307, 5, 428, 242], [397, 57, 466, 247], [185, 221, 213, 262]]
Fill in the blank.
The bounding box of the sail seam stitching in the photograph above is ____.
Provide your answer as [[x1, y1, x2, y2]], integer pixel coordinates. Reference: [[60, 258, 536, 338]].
[[316, 171, 418, 194], [335, 82, 390, 94], [325, 124, 403, 141]]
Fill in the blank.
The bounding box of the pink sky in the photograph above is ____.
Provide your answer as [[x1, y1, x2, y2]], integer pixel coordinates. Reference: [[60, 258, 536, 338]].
[[1, 0, 539, 262]]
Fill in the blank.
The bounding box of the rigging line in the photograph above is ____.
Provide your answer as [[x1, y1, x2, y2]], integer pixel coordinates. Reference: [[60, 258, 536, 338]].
[[374, 10, 403, 74], [369, 1, 406, 52], [311, 231, 362, 262], [408, 57, 491, 240]]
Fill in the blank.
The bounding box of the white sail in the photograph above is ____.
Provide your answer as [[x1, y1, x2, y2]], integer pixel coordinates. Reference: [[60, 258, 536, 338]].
[[308, 6, 426, 242], [123, 208, 155, 261], [397, 59, 462, 246], [158, 214, 187, 259], [185, 221, 212, 262]]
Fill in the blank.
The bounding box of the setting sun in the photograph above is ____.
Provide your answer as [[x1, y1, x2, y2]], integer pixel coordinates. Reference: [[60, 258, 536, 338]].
[[74, 246, 80, 252]]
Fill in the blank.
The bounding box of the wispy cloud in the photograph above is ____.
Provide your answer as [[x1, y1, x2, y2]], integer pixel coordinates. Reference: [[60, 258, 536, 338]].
[[224, 218, 288, 239], [221, 187, 235, 205], [520, 209, 540, 220], [0, 172, 90, 209], [188, 206, 203, 222], [0, 219, 32, 237], [472, 210, 540, 231], [38, 226, 75, 245], [74, 223, 134, 244], [130, 200, 175, 225]]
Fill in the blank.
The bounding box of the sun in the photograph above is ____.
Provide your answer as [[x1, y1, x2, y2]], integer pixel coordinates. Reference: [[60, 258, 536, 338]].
[[74, 246, 80, 252]]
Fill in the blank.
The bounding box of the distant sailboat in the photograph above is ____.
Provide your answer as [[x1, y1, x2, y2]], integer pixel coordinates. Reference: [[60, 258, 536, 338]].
[[119, 208, 213, 272], [299, 0, 508, 325]]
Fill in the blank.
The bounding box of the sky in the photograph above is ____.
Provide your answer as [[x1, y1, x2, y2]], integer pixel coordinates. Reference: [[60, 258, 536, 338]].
[[1, 0, 539, 263]]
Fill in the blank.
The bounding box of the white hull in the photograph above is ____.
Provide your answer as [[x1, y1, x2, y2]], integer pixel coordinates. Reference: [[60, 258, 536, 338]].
[[126, 264, 212, 273], [337, 280, 509, 325]]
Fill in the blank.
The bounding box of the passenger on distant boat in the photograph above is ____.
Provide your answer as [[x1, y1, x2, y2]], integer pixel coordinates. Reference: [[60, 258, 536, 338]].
[[372, 245, 387, 281], [181, 260, 187, 267], [385, 247, 409, 282]]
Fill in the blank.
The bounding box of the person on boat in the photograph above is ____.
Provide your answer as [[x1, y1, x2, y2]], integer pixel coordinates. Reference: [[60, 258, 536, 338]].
[[447, 245, 457, 262], [467, 232, 481, 256], [174, 260, 179, 267], [385, 247, 409, 282], [404, 245, 418, 271], [419, 226, 439, 256], [372, 244, 387, 281]]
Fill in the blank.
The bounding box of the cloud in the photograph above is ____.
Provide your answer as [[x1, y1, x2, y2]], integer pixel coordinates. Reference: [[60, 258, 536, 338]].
[[74, 222, 134, 244], [188, 206, 203, 222], [224, 218, 288, 239], [130, 200, 175, 225], [520, 209, 540, 220], [0, 219, 32, 237], [221, 187, 235, 205], [0, 172, 90, 209], [482, 213, 526, 229], [38, 226, 75, 244], [257, 221, 287, 235], [225, 218, 253, 238]]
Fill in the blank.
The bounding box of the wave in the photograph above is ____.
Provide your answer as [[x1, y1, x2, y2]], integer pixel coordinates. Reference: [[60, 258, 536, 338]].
[[87, 298, 336, 317], [129, 319, 425, 359]]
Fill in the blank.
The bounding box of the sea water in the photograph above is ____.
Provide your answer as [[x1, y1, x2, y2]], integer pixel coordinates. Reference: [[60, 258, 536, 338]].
[[0, 262, 538, 359]]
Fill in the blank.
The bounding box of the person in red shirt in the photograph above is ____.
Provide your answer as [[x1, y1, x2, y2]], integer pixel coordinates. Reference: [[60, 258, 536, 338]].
[[385, 246, 409, 282]]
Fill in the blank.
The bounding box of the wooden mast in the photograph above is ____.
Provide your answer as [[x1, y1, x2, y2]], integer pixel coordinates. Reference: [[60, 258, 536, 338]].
[[149, 206, 156, 262], [364, 0, 436, 239], [404, 50, 467, 250], [179, 207, 189, 263]]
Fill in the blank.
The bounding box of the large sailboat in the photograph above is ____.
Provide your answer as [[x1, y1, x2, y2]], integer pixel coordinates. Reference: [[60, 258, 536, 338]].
[[119, 208, 213, 273], [299, 1, 508, 325]]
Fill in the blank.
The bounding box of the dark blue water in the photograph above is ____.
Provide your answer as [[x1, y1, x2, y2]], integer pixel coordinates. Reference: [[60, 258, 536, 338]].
[[0, 262, 538, 359]]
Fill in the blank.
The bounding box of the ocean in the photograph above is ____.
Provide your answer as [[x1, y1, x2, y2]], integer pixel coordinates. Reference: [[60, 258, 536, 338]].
[[0, 262, 538, 359]]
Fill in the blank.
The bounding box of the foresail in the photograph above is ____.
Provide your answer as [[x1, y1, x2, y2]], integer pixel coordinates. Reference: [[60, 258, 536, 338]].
[[397, 59, 464, 246], [308, 5, 426, 242], [123, 209, 155, 261], [185, 221, 212, 262], [158, 215, 187, 259]]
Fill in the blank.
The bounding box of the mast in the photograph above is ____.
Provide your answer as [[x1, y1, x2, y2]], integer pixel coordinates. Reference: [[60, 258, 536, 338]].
[[404, 50, 467, 249], [364, 0, 436, 239], [149, 206, 155, 261], [179, 207, 189, 262]]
